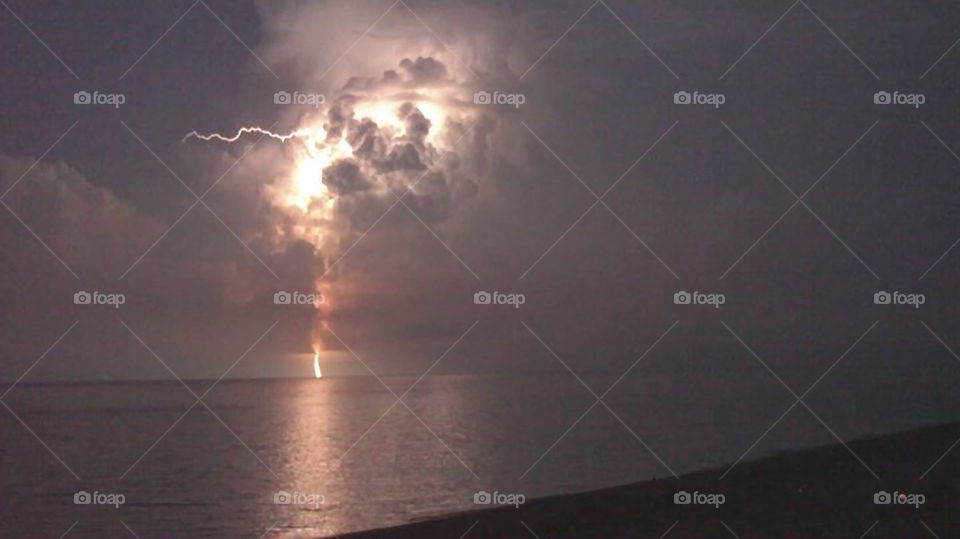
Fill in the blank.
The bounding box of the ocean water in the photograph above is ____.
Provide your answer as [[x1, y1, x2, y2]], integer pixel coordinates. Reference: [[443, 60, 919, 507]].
[[1, 368, 957, 537]]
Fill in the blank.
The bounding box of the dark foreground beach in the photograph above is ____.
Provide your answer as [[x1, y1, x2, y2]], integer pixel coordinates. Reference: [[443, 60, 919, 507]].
[[338, 423, 959, 538]]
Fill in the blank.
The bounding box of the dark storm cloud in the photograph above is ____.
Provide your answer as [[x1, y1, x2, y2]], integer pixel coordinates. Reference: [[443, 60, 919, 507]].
[[0, 150, 324, 379], [0, 155, 161, 277], [322, 159, 372, 195], [2, 0, 959, 382], [0, 152, 321, 301], [399, 103, 432, 145], [344, 117, 380, 152], [373, 142, 427, 173], [399, 56, 449, 84]]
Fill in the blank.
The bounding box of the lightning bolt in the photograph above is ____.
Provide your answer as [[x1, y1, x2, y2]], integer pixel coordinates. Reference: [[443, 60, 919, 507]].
[[182, 126, 314, 144]]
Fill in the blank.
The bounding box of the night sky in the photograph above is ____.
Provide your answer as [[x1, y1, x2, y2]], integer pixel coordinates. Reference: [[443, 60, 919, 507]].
[[2, 0, 960, 396]]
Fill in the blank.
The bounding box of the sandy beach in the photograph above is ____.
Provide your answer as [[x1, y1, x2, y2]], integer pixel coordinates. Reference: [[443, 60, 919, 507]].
[[338, 422, 959, 538]]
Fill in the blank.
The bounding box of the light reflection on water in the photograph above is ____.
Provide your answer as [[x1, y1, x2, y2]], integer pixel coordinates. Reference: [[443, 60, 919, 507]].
[[1, 368, 957, 537]]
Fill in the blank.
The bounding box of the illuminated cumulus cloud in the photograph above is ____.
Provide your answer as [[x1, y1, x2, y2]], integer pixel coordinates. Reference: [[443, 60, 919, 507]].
[[275, 55, 488, 243], [255, 0, 515, 85], [185, 55, 495, 353]]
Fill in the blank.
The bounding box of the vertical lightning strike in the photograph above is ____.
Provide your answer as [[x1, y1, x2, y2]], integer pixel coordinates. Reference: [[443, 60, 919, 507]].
[[184, 122, 337, 381], [184, 91, 461, 379]]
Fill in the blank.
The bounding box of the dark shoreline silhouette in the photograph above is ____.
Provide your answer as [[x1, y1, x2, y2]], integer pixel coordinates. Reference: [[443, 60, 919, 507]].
[[338, 422, 959, 538]]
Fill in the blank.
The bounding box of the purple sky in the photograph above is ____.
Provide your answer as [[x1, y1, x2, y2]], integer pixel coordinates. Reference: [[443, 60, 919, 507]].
[[1, 0, 960, 387]]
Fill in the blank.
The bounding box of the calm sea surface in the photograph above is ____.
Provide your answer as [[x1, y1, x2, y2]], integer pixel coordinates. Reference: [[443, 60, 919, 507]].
[[1, 367, 957, 537]]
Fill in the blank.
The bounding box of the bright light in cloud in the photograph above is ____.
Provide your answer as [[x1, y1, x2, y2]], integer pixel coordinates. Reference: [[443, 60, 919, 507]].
[[353, 101, 406, 132], [183, 56, 483, 356]]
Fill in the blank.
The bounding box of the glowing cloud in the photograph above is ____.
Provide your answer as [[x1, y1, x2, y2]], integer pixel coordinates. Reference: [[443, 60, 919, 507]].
[[184, 57, 490, 355]]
